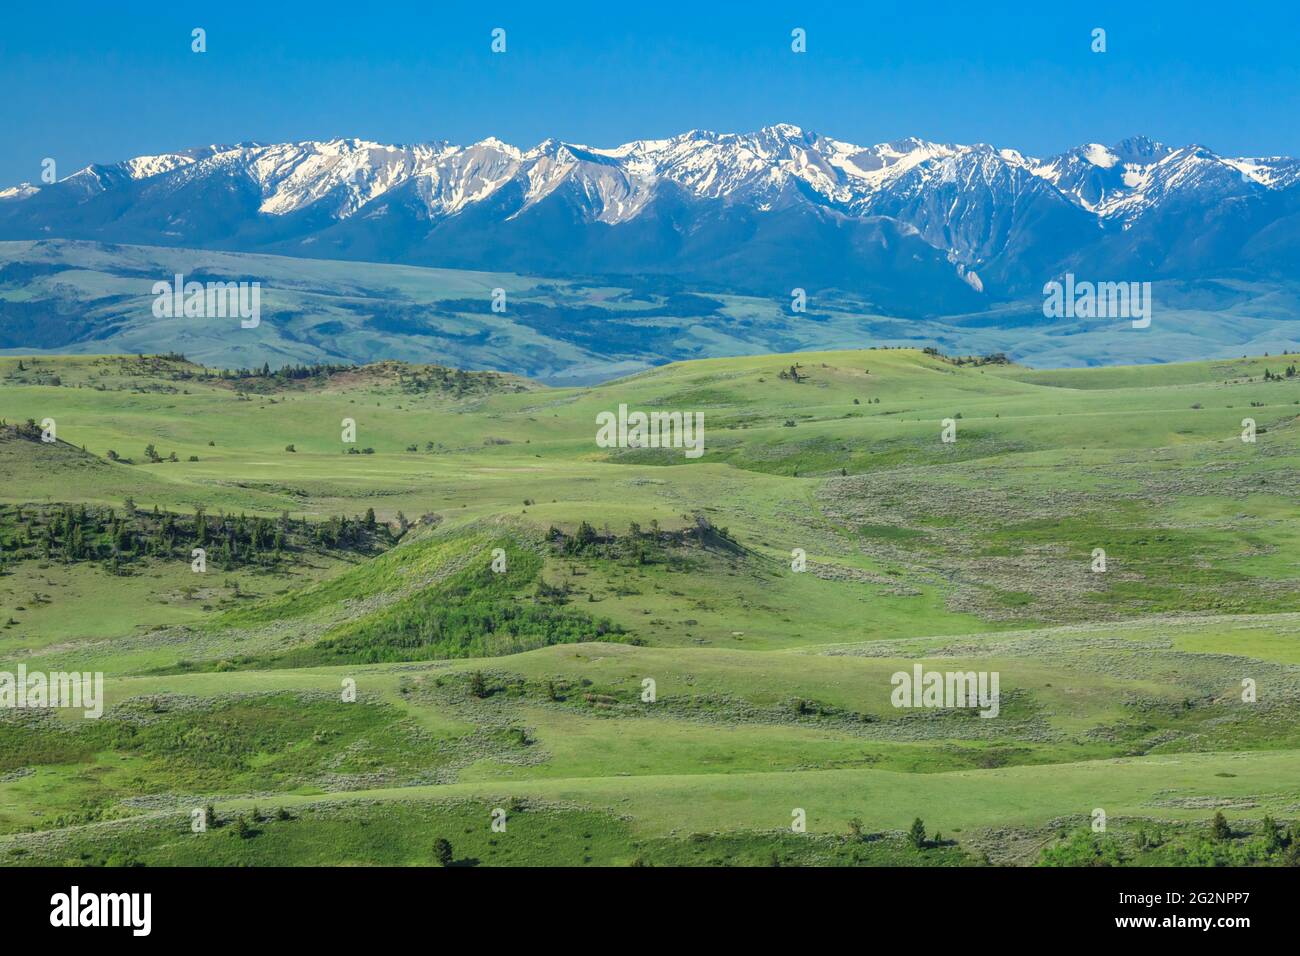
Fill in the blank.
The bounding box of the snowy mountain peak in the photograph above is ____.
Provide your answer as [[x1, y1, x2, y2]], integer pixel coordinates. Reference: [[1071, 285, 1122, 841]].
[[22, 127, 1291, 227], [4, 126, 1295, 303], [1111, 135, 1169, 163]]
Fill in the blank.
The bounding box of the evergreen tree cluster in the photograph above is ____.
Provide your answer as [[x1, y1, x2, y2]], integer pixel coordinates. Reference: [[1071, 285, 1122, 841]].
[[0, 502, 392, 575], [545, 514, 740, 567]]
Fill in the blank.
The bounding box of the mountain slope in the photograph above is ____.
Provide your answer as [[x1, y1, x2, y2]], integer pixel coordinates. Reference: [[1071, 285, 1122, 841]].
[[4, 126, 1297, 306]]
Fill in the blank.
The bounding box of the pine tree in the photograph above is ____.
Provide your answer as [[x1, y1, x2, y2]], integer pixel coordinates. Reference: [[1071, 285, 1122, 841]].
[[1262, 814, 1283, 853], [433, 838, 454, 866], [909, 817, 927, 849], [1211, 811, 1231, 842]]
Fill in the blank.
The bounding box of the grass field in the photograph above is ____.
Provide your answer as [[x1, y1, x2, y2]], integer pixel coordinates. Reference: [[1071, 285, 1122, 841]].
[[1, 346, 1298, 866]]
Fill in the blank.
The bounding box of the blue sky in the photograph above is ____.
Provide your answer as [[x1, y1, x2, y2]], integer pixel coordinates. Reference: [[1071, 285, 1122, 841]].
[[2, 1, 1298, 185]]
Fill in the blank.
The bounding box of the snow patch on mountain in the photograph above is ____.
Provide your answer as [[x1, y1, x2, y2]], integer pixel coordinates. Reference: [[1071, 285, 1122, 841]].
[[0, 184, 40, 201], [6, 126, 1296, 293]]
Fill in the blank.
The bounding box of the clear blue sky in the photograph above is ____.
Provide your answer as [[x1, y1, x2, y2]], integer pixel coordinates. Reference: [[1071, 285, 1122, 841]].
[[3, 1, 1298, 185]]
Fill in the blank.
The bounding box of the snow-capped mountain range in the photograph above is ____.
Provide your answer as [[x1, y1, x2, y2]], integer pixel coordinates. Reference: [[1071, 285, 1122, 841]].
[[4, 125, 1298, 313]]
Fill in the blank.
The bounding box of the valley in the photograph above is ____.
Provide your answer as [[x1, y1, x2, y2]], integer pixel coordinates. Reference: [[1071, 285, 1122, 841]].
[[2, 240, 1296, 381], [1, 347, 1298, 866]]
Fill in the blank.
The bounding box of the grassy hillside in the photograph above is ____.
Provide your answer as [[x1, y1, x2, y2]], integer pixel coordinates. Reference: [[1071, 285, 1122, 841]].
[[4, 240, 1298, 381], [1, 346, 1299, 866]]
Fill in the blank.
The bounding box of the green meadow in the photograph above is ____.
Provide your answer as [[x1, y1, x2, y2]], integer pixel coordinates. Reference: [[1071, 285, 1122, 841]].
[[1, 347, 1298, 866]]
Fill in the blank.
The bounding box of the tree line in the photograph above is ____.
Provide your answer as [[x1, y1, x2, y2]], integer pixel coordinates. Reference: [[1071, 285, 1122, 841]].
[[0, 503, 392, 575]]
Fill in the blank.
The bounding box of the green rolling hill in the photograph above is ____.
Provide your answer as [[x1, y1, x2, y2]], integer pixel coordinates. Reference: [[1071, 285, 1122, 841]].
[[1, 346, 1298, 866]]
